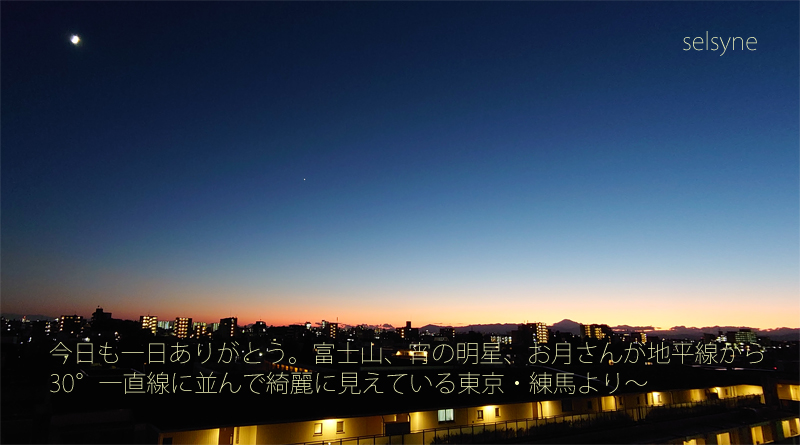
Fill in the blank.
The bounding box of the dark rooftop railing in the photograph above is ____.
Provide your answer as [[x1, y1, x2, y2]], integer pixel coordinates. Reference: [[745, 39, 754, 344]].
[[293, 394, 762, 445]]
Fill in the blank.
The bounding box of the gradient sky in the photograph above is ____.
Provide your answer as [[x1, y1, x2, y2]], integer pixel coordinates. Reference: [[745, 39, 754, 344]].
[[2, 2, 798, 329]]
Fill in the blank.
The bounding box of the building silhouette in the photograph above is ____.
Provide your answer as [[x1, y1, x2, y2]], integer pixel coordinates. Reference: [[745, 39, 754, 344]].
[[218, 317, 238, 338], [140, 316, 157, 335], [58, 315, 83, 337], [580, 323, 614, 340], [174, 317, 192, 339], [398, 321, 419, 341]]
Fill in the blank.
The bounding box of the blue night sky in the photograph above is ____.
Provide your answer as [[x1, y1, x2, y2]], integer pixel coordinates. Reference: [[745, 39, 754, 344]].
[[2, 2, 798, 328]]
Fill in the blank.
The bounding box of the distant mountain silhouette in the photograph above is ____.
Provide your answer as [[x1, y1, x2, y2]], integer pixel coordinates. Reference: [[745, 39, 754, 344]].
[[642, 325, 800, 341], [419, 323, 519, 334], [1, 313, 56, 321], [417, 320, 799, 341], [612, 324, 655, 332], [420, 321, 581, 335], [4, 313, 796, 340], [551, 319, 581, 335]]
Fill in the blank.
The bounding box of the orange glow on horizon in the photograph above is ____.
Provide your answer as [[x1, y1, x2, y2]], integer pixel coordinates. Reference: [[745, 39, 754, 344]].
[[6, 281, 797, 329]]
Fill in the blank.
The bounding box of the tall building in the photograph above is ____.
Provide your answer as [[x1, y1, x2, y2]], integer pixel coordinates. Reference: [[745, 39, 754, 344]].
[[513, 322, 549, 344], [535, 323, 549, 343], [630, 331, 647, 343], [193, 322, 207, 338], [91, 306, 112, 323], [219, 317, 238, 338], [328, 322, 338, 339], [32, 319, 57, 338], [59, 315, 84, 337], [319, 320, 338, 339], [398, 321, 419, 340], [580, 324, 614, 340], [140, 316, 158, 335], [174, 317, 192, 339], [252, 321, 267, 336], [439, 327, 456, 340], [732, 329, 758, 344]]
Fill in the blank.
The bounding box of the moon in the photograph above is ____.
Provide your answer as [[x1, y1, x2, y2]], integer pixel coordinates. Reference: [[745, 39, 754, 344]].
[[70, 35, 80, 45]]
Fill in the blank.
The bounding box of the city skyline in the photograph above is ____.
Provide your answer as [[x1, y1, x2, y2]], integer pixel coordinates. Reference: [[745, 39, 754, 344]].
[[2, 3, 798, 331], [4, 306, 799, 334]]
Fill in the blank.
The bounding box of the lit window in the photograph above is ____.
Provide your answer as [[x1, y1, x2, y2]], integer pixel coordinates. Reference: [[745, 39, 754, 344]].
[[477, 409, 484, 420], [437, 409, 454, 423], [782, 419, 800, 437], [717, 432, 731, 445], [751, 426, 764, 444], [314, 423, 322, 435], [336, 421, 344, 434], [495, 407, 500, 417]]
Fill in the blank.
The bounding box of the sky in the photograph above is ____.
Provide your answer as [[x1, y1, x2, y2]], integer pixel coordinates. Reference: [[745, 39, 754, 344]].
[[2, 2, 798, 329]]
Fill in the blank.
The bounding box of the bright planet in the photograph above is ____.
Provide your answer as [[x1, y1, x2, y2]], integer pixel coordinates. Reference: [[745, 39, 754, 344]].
[[70, 34, 80, 45]]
